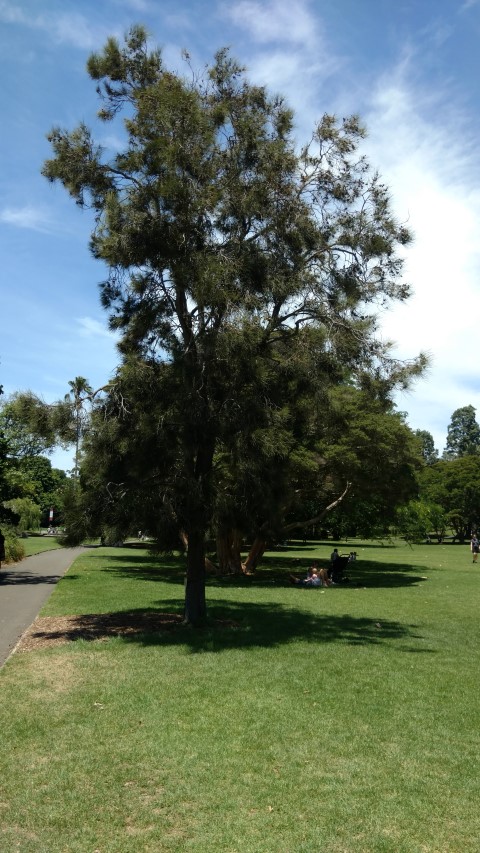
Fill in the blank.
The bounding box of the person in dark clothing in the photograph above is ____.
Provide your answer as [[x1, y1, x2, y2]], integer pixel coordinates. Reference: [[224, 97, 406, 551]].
[[471, 534, 479, 563], [0, 530, 5, 568]]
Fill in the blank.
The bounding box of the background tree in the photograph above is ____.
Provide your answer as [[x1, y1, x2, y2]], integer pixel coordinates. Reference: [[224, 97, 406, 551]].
[[444, 405, 480, 459], [0, 389, 82, 530], [65, 377, 93, 480], [0, 389, 20, 527], [0, 398, 53, 459], [419, 455, 480, 542], [15, 456, 67, 527], [308, 385, 422, 540], [2, 379, 99, 474], [3, 497, 41, 533], [394, 499, 447, 543], [414, 429, 438, 465], [42, 27, 425, 622]]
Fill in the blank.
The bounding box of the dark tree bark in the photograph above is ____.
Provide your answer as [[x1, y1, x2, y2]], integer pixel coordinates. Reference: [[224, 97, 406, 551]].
[[216, 529, 243, 574], [184, 528, 207, 625]]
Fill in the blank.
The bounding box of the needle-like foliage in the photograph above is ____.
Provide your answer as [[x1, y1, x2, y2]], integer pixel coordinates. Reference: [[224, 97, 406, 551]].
[[43, 26, 425, 622]]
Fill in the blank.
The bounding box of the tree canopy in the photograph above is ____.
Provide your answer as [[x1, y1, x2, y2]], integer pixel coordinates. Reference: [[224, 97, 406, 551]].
[[444, 405, 480, 459], [414, 429, 438, 466], [420, 455, 480, 542], [42, 26, 425, 622]]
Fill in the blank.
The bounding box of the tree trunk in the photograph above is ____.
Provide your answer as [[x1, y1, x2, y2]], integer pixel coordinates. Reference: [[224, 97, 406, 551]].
[[184, 528, 207, 625], [216, 529, 243, 574], [242, 536, 267, 574], [182, 429, 215, 624]]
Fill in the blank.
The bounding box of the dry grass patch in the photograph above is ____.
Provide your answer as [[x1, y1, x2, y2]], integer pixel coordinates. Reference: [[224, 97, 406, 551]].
[[16, 610, 240, 653], [16, 610, 184, 652], [18, 654, 78, 698]]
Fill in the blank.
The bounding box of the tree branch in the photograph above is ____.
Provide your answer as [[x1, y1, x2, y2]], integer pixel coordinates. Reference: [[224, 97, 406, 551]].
[[283, 481, 352, 532]]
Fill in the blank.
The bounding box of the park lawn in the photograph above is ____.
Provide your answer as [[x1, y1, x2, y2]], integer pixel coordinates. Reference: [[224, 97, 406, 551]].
[[21, 536, 65, 557], [0, 540, 479, 852]]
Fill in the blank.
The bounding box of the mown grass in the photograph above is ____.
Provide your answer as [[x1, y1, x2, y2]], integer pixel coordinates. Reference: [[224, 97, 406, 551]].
[[21, 536, 65, 557], [1, 539, 479, 852]]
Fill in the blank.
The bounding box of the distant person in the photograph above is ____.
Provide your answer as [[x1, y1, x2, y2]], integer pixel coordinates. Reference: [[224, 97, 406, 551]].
[[471, 534, 479, 564], [329, 547, 339, 576], [0, 529, 5, 568], [290, 562, 333, 587], [290, 564, 320, 587]]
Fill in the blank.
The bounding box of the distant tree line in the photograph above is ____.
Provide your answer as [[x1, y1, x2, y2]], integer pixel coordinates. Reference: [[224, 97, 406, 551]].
[[390, 406, 480, 544]]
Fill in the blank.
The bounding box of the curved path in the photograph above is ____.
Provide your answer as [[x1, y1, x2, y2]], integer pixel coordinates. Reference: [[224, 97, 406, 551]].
[[0, 547, 84, 667]]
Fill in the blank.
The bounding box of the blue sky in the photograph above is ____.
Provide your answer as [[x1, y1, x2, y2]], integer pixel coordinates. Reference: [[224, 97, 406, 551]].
[[2, 0, 480, 470]]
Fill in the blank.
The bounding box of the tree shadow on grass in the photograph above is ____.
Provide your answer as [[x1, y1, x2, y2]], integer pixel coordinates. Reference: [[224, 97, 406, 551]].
[[87, 552, 429, 590], [20, 599, 432, 655]]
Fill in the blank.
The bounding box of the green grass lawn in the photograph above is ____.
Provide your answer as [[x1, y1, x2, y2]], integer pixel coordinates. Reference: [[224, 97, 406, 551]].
[[1, 539, 479, 852], [21, 535, 65, 557]]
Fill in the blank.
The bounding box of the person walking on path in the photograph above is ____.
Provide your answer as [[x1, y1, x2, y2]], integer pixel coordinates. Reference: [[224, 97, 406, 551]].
[[471, 534, 479, 563], [0, 530, 5, 568]]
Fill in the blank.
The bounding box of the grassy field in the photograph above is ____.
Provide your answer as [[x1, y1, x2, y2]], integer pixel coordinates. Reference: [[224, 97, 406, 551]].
[[0, 539, 479, 852], [20, 535, 65, 557]]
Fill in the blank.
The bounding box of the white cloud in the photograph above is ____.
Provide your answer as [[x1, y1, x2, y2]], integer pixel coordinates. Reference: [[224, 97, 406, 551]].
[[77, 317, 118, 340], [226, 0, 319, 48], [0, 1, 108, 49], [0, 0, 23, 24], [49, 13, 100, 49], [360, 66, 480, 451], [111, 0, 151, 10], [100, 133, 127, 153], [223, 0, 341, 126], [0, 205, 55, 233]]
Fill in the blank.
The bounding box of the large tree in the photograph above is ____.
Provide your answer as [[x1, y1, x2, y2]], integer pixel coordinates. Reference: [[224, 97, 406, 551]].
[[420, 455, 480, 542], [0, 398, 53, 459], [65, 377, 94, 480], [0, 394, 69, 526], [444, 405, 480, 459], [0, 386, 20, 527], [308, 384, 422, 540], [42, 27, 424, 623], [414, 429, 438, 466], [2, 380, 100, 474]]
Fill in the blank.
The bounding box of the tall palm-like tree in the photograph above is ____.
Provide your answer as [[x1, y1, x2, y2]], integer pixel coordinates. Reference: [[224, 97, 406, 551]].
[[66, 377, 93, 480]]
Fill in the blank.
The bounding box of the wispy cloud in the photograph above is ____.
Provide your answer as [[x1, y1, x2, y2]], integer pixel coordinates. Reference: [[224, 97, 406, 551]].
[[111, 0, 151, 10], [226, 0, 319, 48], [100, 133, 127, 153], [0, 1, 108, 49], [77, 317, 118, 340], [0, 205, 55, 233], [223, 0, 341, 124], [361, 63, 480, 449]]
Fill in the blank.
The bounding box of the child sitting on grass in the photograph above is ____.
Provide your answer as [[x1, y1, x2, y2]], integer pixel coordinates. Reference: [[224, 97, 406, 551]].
[[290, 561, 333, 587]]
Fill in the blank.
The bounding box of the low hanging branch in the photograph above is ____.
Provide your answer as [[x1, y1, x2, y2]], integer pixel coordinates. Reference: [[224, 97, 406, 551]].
[[241, 482, 353, 574], [283, 481, 352, 533]]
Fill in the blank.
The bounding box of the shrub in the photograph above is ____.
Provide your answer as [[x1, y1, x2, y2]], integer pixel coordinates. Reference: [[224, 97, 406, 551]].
[[2, 527, 25, 564], [3, 498, 41, 533]]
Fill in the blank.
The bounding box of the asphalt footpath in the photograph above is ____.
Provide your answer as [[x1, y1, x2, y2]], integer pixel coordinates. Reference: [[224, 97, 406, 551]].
[[0, 546, 85, 667]]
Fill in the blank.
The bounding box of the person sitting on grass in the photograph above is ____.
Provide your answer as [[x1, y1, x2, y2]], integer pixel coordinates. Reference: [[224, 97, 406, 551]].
[[290, 562, 333, 587]]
